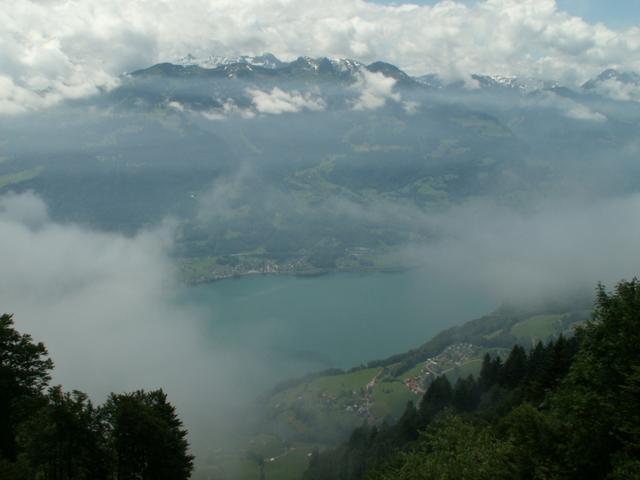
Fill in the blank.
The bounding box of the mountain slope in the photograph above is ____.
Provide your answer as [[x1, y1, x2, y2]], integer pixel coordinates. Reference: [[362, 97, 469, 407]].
[[199, 297, 591, 480], [303, 279, 640, 480]]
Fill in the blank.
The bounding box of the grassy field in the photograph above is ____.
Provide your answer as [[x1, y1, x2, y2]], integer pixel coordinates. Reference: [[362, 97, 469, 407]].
[[270, 368, 378, 404], [443, 358, 484, 383], [370, 379, 415, 419], [311, 368, 379, 393], [511, 314, 567, 342], [264, 447, 316, 480], [0, 167, 44, 189], [195, 433, 319, 480], [454, 115, 511, 137], [401, 362, 424, 381], [267, 368, 379, 442]]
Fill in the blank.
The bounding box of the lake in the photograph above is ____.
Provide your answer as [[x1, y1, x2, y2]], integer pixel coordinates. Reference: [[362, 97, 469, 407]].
[[182, 270, 496, 383]]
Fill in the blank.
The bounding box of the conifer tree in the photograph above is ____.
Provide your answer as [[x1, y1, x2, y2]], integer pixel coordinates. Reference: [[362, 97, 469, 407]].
[[419, 375, 453, 422]]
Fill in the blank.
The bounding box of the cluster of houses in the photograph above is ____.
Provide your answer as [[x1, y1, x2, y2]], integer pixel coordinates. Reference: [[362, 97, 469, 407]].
[[403, 377, 426, 395], [403, 343, 482, 395]]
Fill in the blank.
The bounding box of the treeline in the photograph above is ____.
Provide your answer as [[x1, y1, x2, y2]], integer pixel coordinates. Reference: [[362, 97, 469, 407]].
[[0, 314, 193, 480], [304, 280, 640, 479]]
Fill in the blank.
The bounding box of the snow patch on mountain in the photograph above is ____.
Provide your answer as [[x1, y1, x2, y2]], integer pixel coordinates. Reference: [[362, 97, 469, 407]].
[[176, 53, 284, 69]]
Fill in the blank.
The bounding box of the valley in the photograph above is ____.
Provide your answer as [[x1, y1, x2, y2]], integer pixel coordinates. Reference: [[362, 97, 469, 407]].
[[193, 296, 589, 480], [3, 55, 639, 288], [2, 44, 640, 480]]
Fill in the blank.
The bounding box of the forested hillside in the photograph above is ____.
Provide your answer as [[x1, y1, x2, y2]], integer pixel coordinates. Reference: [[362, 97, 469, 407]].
[[304, 280, 640, 479], [198, 295, 590, 479]]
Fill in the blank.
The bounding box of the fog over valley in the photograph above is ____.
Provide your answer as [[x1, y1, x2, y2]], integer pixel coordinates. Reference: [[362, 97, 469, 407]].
[[2, 1, 640, 479]]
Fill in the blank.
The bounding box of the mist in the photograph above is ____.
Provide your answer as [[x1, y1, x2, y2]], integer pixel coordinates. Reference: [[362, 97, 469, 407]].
[[397, 195, 640, 303], [2, 60, 640, 477], [0, 191, 291, 467]]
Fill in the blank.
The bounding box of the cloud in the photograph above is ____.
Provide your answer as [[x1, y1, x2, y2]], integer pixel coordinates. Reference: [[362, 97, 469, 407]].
[[0, 190, 49, 227], [0, 193, 184, 397], [402, 100, 420, 115], [168, 98, 256, 119], [401, 195, 640, 302], [169, 90, 324, 118], [591, 78, 640, 102], [526, 91, 607, 122], [247, 87, 326, 114], [202, 99, 257, 120], [563, 101, 607, 122], [3, 0, 640, 114], [0, 191, 280, 461], [319, 192, 640, 303], [167, 100, 185, 112], [352, 70, 401, 110]]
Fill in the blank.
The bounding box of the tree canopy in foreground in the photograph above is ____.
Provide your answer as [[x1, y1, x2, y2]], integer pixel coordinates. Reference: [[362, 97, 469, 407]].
[[0, 313, 193, 480]]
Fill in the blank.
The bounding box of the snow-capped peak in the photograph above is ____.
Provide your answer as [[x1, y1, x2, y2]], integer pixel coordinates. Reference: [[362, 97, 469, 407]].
[[331, 58, 365, 74], [175, 53, 283, 70], [471, 74, 558, 92], [583, 69, 640, 89], [582, 69, 640, 102]]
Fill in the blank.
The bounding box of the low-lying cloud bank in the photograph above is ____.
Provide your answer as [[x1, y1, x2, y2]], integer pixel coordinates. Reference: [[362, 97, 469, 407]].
[[168, 87, 326, 119], [248, 87, 327, 114], [0, 191, 277, 458], [2, 184, 640, 461], [4, 0, 640, 113], [193, 167, 640, 305], [398, 195, 640, 303], [531, 91, 607, 122]]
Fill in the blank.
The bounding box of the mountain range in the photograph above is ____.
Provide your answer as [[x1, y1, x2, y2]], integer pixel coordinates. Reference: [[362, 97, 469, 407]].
[[131, 52, 639, 98]]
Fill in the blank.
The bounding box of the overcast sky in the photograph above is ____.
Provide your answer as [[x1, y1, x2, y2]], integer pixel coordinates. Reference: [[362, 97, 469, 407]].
[[2, 0, 639, 114], [372, 0, 640, 28]]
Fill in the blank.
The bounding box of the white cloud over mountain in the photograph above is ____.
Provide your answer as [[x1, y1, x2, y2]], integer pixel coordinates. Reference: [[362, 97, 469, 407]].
[[248, 87, 326, 114], [3, 0, 640, 113], [591, 79, 640, 102], [352, 70, 400, 110], [531, 91, 607, 122]]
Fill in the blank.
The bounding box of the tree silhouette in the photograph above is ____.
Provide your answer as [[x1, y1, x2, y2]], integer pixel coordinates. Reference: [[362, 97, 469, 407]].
[[0, 313, 53, 461], [103, 389, 194, 480]]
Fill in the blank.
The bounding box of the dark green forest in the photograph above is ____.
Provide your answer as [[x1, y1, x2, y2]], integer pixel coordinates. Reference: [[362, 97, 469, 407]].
[[0, 314, 193, 480], [304, 280, 640, 480]]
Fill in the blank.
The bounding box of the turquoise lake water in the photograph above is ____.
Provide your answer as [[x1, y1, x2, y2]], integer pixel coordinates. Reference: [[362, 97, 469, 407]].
[[182, 270, 496, 382]]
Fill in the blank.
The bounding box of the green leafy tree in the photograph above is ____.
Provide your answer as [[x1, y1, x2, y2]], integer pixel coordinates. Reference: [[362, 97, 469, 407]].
[[102, 389, 194, 480], [551, 280, 640, 477], [500, 403, 564, 479], [0, 313, 53, 461], [376, 413, 515, 480], [17, 386, 110, 480]]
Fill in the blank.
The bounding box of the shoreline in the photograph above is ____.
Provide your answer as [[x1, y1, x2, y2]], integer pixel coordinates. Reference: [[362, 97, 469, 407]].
[[184, 265, 412, 286]]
